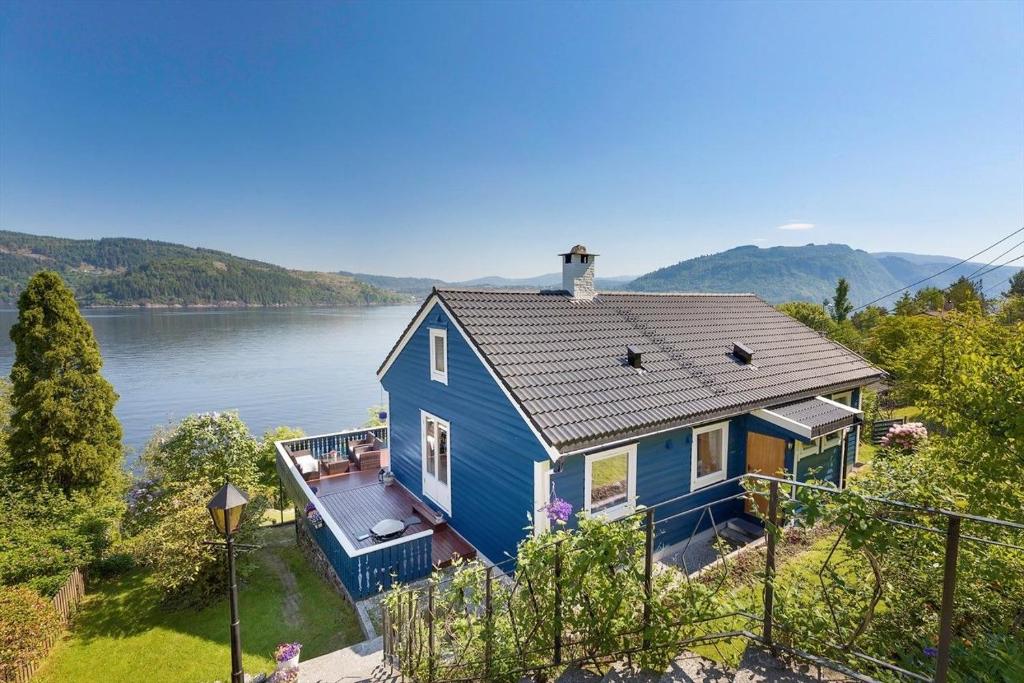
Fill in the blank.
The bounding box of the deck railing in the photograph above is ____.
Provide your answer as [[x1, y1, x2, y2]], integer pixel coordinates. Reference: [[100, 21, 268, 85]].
[[283, 426, 389, 459], [275, 428, 434, 599]]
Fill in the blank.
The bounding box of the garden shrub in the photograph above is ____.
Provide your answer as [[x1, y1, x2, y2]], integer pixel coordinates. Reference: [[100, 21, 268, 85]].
[[0, 585, 62, 678]]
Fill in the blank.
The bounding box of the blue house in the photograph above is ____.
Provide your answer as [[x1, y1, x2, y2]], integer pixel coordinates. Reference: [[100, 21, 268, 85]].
[[376, 245, 885, 565]]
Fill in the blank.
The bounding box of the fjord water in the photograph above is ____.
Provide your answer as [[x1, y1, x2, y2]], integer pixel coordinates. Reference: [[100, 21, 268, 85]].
[[0, 305, 419, 467]]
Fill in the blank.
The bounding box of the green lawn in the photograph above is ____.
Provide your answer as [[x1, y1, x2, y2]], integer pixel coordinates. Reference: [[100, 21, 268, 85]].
[[36, 526, 363, 683]]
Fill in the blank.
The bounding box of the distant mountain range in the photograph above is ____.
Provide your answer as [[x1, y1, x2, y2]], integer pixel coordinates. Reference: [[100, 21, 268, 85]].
[[339, 271, 635, 297], [348, 243, 1020, 308], [2, 229, 1017, 309], [0, 230, 404, 307]]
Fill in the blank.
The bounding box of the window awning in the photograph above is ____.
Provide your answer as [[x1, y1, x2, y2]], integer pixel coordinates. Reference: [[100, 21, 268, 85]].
[[752, 396, 862, 440]]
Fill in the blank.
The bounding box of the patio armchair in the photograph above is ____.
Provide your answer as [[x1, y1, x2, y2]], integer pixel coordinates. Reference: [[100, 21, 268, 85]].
[[352, 441, 387, 472]]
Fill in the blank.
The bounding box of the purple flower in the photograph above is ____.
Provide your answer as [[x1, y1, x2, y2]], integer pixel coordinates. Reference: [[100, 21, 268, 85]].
[[275, 642, 302, 662], [545, 497, 573, 524], [923, 646, 938, 657]]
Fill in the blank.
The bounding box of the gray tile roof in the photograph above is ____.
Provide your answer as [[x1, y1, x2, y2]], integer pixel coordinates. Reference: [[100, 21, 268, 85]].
[[432, 288, 885, 453], [766, 397, 861, 439]]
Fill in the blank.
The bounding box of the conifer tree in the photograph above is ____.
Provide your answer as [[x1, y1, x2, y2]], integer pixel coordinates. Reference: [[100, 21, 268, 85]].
[[8, 272, 123, 496], [830, 278, 853, 322]]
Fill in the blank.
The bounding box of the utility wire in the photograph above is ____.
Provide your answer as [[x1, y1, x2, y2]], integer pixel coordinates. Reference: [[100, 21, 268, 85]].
[[961, 237, 1024, 281], [981, 253, 1024, 295], [852, 225, 1024, 312]]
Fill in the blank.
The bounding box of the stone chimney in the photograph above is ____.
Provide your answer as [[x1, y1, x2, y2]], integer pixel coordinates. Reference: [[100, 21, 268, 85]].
[[560, 245, 597, 300]]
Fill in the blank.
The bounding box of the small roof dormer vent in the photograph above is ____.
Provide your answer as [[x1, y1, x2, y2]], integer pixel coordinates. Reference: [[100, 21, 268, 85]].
[[627, 346, 642, 369], [733, 342, 754, 364]]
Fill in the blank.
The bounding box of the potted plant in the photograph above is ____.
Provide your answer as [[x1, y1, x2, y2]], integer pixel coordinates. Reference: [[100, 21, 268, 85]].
[[380, 469, 396, 487], [305, 503, 324, 529], [275, 642, 302, 671]]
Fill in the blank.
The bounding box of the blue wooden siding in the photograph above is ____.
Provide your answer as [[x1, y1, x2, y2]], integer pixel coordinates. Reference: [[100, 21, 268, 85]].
[[551, 419, 749, 553], [276, 450, 432, 598], [381, 303, 549, 564]]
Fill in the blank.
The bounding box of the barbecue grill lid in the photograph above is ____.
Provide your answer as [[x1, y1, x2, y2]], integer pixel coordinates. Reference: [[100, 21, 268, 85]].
[[371, 518, 406, 538]]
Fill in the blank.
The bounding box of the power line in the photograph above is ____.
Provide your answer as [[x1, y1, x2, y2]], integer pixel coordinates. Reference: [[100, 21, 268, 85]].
[[961, 237, 1024, 281], [981, 253, 1024, 295], [971, 251, 1024, 284], [852, 225, 1024, 311]]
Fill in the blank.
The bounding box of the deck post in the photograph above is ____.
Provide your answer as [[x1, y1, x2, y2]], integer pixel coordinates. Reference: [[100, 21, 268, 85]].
[[762, 479, 780, 651], [484, 566, 494, 680], [382, 599, 390, 663], [427, 583, 435, 682], [554, 539, 563, 665], [642, 507, 654, 650], [935, 516, 962, 683]]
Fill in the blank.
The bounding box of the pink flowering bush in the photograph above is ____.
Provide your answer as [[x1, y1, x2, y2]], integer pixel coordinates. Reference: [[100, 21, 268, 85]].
[[880, 422, 928, 452]]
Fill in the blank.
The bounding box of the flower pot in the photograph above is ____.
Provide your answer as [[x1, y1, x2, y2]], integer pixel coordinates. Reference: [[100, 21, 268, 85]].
[[277, 654, 299, 671], [382, 473, 395, 487]]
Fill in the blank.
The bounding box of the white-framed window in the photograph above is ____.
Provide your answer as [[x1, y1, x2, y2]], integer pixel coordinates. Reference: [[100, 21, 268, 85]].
[[821, 430, 842, 450], [691, 421, 729, 490], [584, 444, 637, 519], [429, 328, 448, 384], [831, 391, 852, 406], [794, 437, 820, 463]]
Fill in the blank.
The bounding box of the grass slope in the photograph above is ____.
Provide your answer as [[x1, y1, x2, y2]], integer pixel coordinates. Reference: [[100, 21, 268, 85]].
[[0, 230, 406, 306], [35, 527, 362, 683]]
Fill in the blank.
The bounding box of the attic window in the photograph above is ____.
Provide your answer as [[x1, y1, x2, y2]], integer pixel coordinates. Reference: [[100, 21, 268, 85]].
[[429, 328, 448, 385]]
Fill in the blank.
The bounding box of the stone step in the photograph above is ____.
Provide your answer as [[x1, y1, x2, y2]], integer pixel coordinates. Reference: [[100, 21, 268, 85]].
[[298, 636, 397, 683]]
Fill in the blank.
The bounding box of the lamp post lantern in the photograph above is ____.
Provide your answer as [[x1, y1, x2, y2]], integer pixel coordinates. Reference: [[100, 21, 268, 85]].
[[208, 483, 249, 683]]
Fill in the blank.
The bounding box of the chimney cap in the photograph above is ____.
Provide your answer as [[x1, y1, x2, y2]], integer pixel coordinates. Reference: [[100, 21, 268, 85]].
[[559, 244, 599, 257]]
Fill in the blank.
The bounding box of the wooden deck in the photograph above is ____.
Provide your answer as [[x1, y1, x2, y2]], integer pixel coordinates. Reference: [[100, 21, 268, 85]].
[[310, 469, 476, 567]]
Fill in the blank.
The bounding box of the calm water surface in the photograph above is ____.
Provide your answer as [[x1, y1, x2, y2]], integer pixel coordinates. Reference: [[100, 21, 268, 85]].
[[0, 306, 419, 465]]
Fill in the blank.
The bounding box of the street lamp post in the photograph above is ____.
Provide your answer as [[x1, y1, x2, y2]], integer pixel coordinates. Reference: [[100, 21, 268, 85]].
[[208, 483, 250, 683]]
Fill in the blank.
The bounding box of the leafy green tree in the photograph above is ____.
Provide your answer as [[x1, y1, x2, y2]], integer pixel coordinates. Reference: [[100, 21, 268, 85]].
[[130, 412, 270, 605], [143, 412, 262, 492], [777, 301, 836, 335], [257, 425, 304, 520], [893, 291, 916, 316], [1003, 269, 1024, 298], [850, 305, 887, 333], [997, 295, 1024, 325], [7, 271, 123, 497], [830, 278, 853, 322], [912, 286, 945, 312], [945, 276, 983, 313]]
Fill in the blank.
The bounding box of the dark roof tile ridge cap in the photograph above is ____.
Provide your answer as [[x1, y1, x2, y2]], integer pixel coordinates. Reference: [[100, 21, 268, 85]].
[[434, 286, 557, 294]]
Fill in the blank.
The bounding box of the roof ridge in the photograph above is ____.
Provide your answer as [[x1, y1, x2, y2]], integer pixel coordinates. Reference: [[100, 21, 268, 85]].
[[434, 286, 760, 298]]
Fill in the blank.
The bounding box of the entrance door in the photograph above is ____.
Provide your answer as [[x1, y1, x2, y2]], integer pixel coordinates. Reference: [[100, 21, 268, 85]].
[[421, 412, 452, 513], [745, 433, 786, 516]]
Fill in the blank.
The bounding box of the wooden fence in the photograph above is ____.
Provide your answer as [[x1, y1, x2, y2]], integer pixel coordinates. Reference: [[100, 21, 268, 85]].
[[1, 568, 86, 683], [871, 417, 906, 444]]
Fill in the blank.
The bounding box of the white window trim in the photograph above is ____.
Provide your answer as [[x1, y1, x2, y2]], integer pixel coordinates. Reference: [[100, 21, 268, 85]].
[[794, 437, 820, 465], [420, 410, 452, 514], [691, 421, 729, 490], [429, 328, 448, 385], [821, 430, 842, 450], [829, 391, 853, 407], [533, 460, 551, 536], [583, 444, 637, 520]]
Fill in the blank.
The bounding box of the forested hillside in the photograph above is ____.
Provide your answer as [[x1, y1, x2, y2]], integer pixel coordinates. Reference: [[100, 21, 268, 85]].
[[626, 244, 904, 306], [0, 231, 406, 306]]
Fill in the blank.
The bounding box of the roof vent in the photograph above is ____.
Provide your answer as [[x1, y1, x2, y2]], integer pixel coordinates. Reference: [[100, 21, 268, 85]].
[[627, 346, 643, 369], [732, 342, 754, 364]]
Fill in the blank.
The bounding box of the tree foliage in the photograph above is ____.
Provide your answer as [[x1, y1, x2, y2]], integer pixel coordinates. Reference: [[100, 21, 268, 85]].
[[0, 585, 62, 680], [128, 412, 270, 606], [1004, 270, 1024, 298], [7, 271, 123, 497], [830, 278, 853, 322]]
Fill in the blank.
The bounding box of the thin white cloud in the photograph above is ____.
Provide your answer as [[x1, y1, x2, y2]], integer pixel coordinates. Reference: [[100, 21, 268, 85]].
[[751, 238, 768, 243], [777, 222, 815, 231]]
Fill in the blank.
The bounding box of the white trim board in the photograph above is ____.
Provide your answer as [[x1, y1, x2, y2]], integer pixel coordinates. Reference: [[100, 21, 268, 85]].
[[583, 443, 637, 520], [377, 293, 560, 462]]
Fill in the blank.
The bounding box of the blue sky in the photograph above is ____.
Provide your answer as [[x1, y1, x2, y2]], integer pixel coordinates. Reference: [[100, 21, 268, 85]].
[[1, 1, 1022, 280]]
